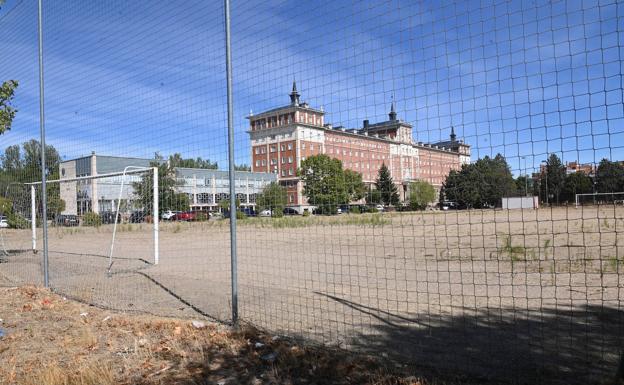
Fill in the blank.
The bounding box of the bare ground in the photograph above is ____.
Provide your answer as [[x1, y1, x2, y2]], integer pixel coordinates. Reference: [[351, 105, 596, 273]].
[[1, 206, 623, 384]]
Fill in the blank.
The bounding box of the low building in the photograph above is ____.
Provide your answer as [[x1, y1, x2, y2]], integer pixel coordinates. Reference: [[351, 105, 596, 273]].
[[59, 152, 276, 215]]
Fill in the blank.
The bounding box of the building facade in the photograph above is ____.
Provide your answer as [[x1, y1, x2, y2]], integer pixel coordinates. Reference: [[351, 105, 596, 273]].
[[248, 82, 471, 211], [59, 153, 276, 215]]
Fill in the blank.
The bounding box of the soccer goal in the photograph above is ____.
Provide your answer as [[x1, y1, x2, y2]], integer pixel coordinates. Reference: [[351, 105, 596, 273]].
[[2, 167, 159, 270], [575, 192, 624, 208]]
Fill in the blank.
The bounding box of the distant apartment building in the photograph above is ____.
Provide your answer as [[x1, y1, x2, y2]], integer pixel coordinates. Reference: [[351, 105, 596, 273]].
[[248, 82, 470, 210], [59, 153, 275, 215]]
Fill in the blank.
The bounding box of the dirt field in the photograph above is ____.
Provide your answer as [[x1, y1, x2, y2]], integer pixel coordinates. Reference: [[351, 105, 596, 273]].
[[1, 206, 623, 384]]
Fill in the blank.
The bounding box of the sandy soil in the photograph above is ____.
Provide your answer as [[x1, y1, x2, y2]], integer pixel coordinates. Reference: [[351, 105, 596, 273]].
[[1, 206, 622, 384]]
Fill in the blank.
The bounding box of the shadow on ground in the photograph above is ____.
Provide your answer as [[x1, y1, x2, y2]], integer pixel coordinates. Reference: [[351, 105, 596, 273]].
[[316, 292, 624, 385]]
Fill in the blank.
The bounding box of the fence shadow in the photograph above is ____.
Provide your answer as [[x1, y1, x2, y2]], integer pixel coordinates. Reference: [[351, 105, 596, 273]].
[[316, 292, 624, 385]]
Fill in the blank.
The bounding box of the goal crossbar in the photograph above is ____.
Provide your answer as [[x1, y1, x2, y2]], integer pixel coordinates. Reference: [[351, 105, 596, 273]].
[[575, 192, 624, 207]]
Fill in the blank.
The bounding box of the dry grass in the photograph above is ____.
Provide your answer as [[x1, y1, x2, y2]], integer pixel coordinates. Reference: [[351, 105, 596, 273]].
[[0, 286, 438, 385]]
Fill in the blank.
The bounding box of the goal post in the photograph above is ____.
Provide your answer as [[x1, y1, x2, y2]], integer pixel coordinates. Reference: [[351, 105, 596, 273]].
[[575, 192, 624, 208], [21, 166, 159, 267]]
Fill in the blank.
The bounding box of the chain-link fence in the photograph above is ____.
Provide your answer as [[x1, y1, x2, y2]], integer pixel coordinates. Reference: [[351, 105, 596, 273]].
[[1, 1, 623, 384]]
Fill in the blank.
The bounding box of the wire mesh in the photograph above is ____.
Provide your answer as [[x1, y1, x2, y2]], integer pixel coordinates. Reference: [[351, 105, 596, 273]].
[[1, 0, 623, 384]]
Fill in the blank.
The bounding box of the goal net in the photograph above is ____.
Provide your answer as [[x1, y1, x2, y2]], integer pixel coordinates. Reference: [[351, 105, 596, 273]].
[[575, 192, 624, 207]]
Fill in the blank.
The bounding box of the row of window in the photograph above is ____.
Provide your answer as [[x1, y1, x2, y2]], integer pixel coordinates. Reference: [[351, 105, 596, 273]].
[[256, 156, 294, 167], [254, 142, 294, 155], [327, 136, 385, 149]]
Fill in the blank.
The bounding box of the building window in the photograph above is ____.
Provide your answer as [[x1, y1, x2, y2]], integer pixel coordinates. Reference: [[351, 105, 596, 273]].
[[261, 160, 266, 166], [254, 147, 260, 155], [255, 160, 260, 167], [280, 144, 285, 151], [281, 169, 286, 176], [288, 168, 293, 176], [310, 144, 314, 150], [270, 146, 276, 153], [288, 143, 293, 150], [261, 147, 266, 154], [288, 156, 293, 163], [271, 158, 277, 165], [302, 142, 306, 150], [289, 194, 294, 203]]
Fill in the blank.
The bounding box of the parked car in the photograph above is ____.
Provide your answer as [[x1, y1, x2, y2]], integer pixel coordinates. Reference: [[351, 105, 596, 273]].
[[161, 210, 179, 220], [259, 209, 272, 217], [129, 211, 147, 223], [375, 204, 385, 212], [101, 211, 121, 224], [283, 207, 299, 216], [172, 211, 197, 221], [0, 215, 8, 228], [240, 207, 257, 217], [440, 201, 458, 211], [55, 214, 80, 227]]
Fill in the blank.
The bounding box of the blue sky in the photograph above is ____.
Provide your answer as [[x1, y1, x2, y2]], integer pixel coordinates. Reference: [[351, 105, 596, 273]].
[[1, 0, 623, 176]]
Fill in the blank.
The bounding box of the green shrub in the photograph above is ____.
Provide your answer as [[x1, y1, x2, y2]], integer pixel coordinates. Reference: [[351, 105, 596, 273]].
[[236, 211, 246, 220], [195, 212, 209, 221], [82, 212, 102, 227], [7, 212, 29, 229], [350, 206, 361, 214], [272, 210, 284, 218], [302, 210, 310, 217]]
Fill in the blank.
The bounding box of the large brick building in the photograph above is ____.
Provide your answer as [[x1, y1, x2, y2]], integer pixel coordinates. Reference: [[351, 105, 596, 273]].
[[248, 82, 470, 211]]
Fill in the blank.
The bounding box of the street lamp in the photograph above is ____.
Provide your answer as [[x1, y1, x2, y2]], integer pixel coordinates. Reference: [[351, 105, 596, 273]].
[[521, 156, 528, 196], [541, 160, 549, 206]]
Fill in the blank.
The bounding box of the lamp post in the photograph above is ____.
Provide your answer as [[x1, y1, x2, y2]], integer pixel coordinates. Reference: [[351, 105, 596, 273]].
[[521, 156, 528, 196], [541, 160, 549, 206]]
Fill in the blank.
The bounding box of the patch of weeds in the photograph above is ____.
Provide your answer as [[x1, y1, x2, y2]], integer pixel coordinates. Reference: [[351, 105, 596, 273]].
[[172, 223, 182, 234], [500, 235, 526, 261], [608, 256, 622, 272], [543, 239, 551, 259], [603, 218, 611, 229]]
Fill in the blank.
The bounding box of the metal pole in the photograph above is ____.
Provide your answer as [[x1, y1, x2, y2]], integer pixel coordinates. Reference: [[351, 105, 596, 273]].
[[30, 185, 36, 252], [224, 0, 238, 326], [37, 0, 49, 287], [153, 166, 159, 265]]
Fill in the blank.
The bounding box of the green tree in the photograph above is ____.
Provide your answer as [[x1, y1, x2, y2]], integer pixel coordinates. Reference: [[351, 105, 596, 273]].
[[234, 164, 251, 171], [545, 153, 566, 204], [562, 171, 593, 203], [595, 158, 624, 194], [256, 182, 287, 213], [514, 175, 532, 196], [133, 162, 189, 214], [408, 179, 436, 210], [168, 153, 218, 169], [365, 188, 381, 205], [298, 154, 350, 215], [441, 154, 515, 208], [0, 80, 18, 135], [343, 169, 366, 202], [375, 163, 399, 206]]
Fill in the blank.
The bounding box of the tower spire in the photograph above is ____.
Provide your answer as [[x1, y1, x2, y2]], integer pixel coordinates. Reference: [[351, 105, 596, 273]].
[[290, 79, 300, 106], [388, 97, 397, 121], [450, 126, 456, 142]]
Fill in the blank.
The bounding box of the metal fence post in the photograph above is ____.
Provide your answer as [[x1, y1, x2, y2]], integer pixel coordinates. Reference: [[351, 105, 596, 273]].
[[30, 185, 36, 252], [224, 0, 238, 326], [37, 0, 49, 288]]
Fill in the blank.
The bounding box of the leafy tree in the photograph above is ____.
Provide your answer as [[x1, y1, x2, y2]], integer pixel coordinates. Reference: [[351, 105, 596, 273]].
[[365, 188, 382, 205], [408, 180, 436, 210], [0, 80, 18, 135], [133, 162, 189, 214], [562, 171, 593, 203], [298, 154, 350, 215], [545, 153, 566, 204], [595, 158, 624, 194], [218, 198, 241, 211], [256, 182, 287, 213], [234, 164, 251, 171], [343, 169, 366, 202], [168, 153, 218, 169], [375, 163, 399, 206], [514, 175, 532, 196], [441, 154, 515, 208]]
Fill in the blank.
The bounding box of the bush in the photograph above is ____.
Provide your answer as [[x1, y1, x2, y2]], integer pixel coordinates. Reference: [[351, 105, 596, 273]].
[[236, 211, 246, 220], [195, 212, 209, 221], [302, 210, 310, 217], [82, 212, 102, 227], [272, 210, 284, 218], [350, 206, 361, 214], [7, 212, 29, 229]]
